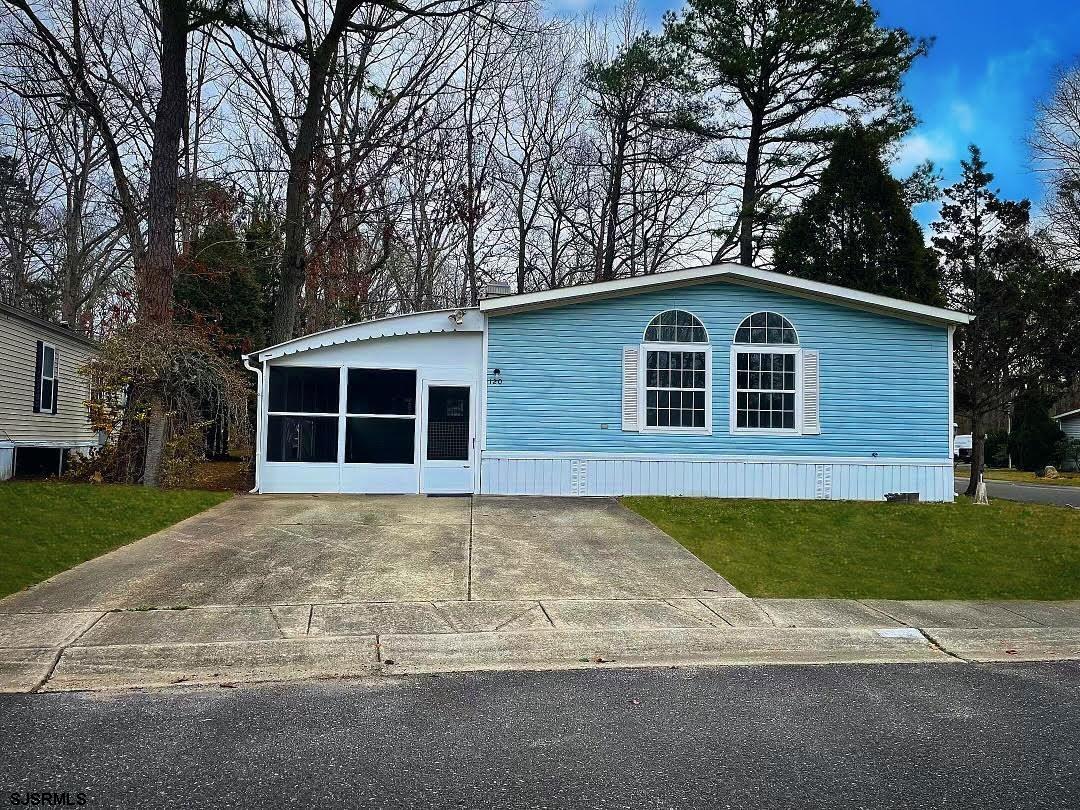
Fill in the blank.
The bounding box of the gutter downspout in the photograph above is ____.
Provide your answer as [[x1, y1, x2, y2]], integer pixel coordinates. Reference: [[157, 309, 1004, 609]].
[[242, 355, 262, 494]]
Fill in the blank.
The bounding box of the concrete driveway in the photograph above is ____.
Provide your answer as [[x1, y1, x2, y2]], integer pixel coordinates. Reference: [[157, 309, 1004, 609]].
[[0, 495, 739, 614]]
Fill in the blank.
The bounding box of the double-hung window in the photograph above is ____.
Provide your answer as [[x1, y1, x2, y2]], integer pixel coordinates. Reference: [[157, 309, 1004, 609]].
[[266, 367, 339, 462], [641, 310, 711, 433], [731, 312, 800, 433], [34, 341, 58, 414]]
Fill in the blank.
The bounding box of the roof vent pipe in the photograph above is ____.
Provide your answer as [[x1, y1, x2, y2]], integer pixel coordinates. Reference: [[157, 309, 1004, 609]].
[[481, 281, 512, 298]]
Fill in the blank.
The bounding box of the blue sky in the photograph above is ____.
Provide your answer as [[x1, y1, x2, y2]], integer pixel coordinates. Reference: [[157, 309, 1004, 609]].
[[874, 0, 1080, 225], [568, 0, 1080, 227]]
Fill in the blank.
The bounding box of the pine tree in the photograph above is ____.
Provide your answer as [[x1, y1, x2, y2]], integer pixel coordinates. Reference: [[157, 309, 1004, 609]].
[[665, 0, 926, 265], [932, 145, 1070, 496], [773, 127, 941, 305]]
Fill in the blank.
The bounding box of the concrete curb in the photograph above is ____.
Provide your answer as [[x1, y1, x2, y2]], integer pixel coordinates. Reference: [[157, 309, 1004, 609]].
[[4, 598, 1080, 693]]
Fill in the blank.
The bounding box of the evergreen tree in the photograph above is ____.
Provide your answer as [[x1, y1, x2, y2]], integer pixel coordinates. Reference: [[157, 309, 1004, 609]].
[[175, 219, 265, 355], [665, 0, 926, 265], [932, 145, 1078, 495], [1007, 390, 1066, 472], [773, 127, 942, 305]]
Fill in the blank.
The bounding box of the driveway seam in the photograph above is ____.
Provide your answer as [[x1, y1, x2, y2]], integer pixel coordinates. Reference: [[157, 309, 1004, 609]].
[[467, 497, 474, 601], [695, 599, 735, 627], [858, 601, 913, 627], [857, 600, 912, 625], [993, 602, 1048, 626]]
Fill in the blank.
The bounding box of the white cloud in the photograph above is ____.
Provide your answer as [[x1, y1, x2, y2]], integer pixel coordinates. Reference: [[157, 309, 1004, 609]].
[[892, 131, 956, 175], [949, 101, 976, 133]]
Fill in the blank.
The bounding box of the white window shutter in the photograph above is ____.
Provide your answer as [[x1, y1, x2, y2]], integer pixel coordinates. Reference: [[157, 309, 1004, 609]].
[[802, 350, 820, 435], [622, 346, 640, 431]]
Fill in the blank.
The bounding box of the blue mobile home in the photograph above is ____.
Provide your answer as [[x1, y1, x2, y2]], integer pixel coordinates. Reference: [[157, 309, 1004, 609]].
[[246, 263, 970, 501]]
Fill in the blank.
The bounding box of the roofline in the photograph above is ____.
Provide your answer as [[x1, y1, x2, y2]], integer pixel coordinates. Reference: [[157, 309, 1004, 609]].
[[479, 263, 973, 327], [1053, 407, 1080, 420], [0, 301, 97, 347], [248, 306, 480, 360]]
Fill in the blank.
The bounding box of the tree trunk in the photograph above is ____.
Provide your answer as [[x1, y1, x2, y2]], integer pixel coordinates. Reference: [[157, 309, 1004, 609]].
[[732, 114, 763, 267], [269, 8, 353, 345], [966, 414, 984, 497], [139, 0, 188, 485], [143, 394, 168, 488], [601, 120, 628, 282]]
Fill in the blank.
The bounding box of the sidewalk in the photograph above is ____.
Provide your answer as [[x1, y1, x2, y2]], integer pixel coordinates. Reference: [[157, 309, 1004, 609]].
[[3, 597, 1080, 692]]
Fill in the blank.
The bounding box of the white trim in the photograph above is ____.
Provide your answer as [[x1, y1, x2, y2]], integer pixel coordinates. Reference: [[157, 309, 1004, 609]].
[[947, 326, 955, 462], [242, 356, 263, 493], [250, 308, 484, 362], [1053, 407, 1080, 421], [641, 308, 710, 343], [419, 378, 476, 494], [481, 313, 489, 453], [36, 340, 57, 414], [638, 343, 712, 436], [728, 345, 802, 436], [0, 439, 97, 449], [732, 311, 800, 346], [479, 262, 972, 326], [482, 450, 950, 465]]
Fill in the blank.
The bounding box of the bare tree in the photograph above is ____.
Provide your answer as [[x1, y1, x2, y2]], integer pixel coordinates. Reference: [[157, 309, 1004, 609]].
[[1032, 62, 1080, 266]]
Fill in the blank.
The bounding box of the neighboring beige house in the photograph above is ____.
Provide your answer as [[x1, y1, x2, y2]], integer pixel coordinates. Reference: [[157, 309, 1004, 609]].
[[0, 302, 99, 480]]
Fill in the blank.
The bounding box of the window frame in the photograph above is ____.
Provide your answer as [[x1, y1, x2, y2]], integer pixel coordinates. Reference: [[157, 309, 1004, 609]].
[[638, 342, 713, 436], [642, 309, 710, 345], [264, 364, 342, 465], [729, 345, 802, 436], [733, 311, 800, 346], [36, 341, 57, 416], [343, 365, 420, 467]]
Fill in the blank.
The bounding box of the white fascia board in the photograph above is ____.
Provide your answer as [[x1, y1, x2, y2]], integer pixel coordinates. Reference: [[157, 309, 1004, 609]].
[[480, 263, 973, 327], [0, 439, 99, 448], [250, 308, 483, 361], [1053, 407, 1080, 421]]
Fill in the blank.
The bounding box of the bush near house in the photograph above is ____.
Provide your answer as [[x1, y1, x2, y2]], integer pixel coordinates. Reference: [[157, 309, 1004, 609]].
[[0, 482, 230, 598], [624, 497, 1080, 600]]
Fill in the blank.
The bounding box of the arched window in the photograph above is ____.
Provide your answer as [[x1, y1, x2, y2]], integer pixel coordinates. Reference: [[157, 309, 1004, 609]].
[[644, 309, 709, 344], [732, 311, 799, 432], [638, 310, 711, 433], [733, 311, 799, 345]]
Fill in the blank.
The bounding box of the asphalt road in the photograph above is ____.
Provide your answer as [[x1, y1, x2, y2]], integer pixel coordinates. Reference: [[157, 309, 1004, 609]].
[[2, 662, 1078, 809], [953, 474, 1080, 507]]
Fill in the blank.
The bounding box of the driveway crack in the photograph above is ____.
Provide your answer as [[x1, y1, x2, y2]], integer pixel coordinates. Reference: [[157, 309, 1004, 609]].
[[32, 649, 64, 693], [917, 627, 973, 663]]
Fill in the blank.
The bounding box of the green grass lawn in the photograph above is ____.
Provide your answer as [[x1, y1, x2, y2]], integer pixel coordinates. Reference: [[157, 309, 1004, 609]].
[[623, 496, 1080, 600], [955, 464, 1080, 487], [0, 482, 231, 599]]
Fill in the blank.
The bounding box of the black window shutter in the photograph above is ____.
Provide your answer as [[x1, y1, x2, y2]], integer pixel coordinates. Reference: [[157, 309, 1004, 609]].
[[33, 340, 43, 412], [52, 348, 59, 413]]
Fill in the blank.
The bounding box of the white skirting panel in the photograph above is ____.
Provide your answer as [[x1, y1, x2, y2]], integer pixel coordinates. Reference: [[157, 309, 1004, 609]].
[[479, 453, 955, 502]]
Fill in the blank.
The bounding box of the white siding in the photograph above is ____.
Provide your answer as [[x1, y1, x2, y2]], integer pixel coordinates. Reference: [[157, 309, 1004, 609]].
[[0, 310, 97, 444], [480, 452, 954, 502], [257, 330, 484, 494]]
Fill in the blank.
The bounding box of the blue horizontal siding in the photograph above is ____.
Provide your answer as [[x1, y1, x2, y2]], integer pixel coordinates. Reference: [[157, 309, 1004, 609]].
[[485, 281, 951, 459]]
